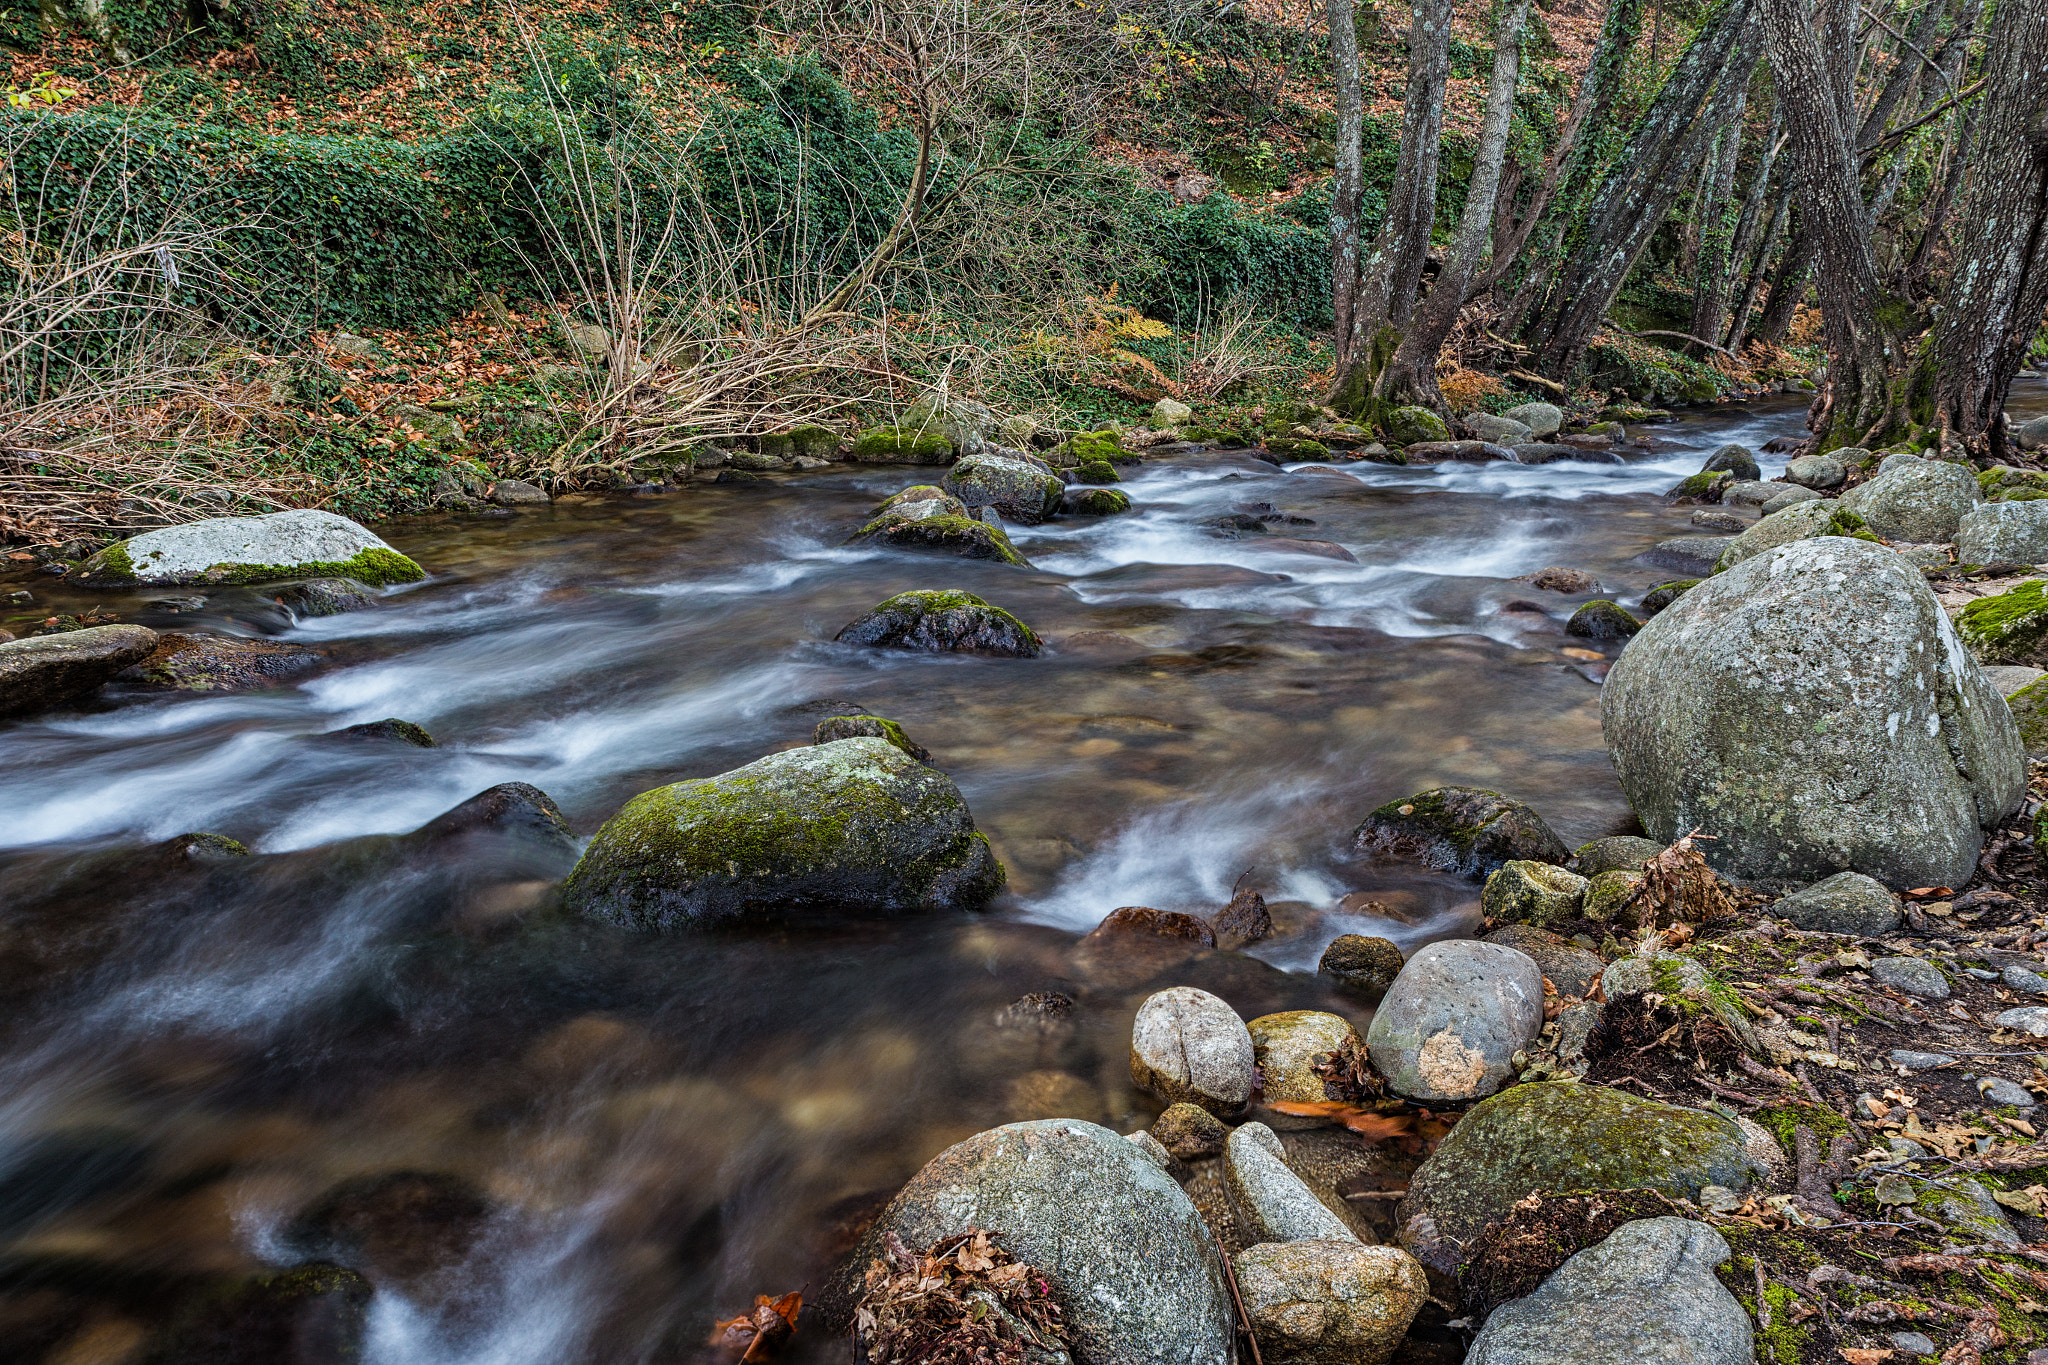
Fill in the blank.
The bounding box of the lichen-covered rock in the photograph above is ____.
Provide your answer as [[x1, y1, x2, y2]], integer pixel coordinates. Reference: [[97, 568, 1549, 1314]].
[[1152, 397, 1194, 428], [1710, 498, 1874, 572], [1318, 935, 1404, 1001], [1365, 940, 1544, 1103], [1248, 1011, 1361, 1127], [1233, 1240, 1427, 1365], [1870, 955, 1949, 999], [1957, 578, 2048, 667], [1956, 501, 2048, 566], [1642, 536, 1730, 577], [1920, 1177, 2020, 1244], [1481, 860, 1590, 927], [813, 714, 930, 762], [1723, 480, 1785, 508], [2006, 674, 2048, 753], [1064, 487, 1132, 516], [1571, 836, 1665, 877], [1663, 471, 1732, 504], [1759, 484, 1825, 515], [1838, 454, 1982, 541], [1782, 453, 1846, 490], [872, 484, 968, 520], [833, 1120, 1234, 1365], [1501, 402, 1564, 437], [124, 633, 321, 692], [560, 737, 1004, 928], [1130, 986, 1254, 1117], [850, 424, 955, 464], [901, 394, 995, 457], [1482, 925, 1605, 997], [1700, 444, 1759, 481], [1226, 1122, 1357, 1243], [1385, 406, 1450, 445], [77, 510, 424, 587], [1581, 870, 1646, 924], [1604, 537, 2025, 889], [1638, 580, 1697, 616], [1770, 871, 1900, 935], [1153, 1102, 1229, 1160], [847, 511, 1032, 567], [1513, 566, 1599, 594], [836, 590, 1042, 657], [1355, 787, 1569, 880], [269, 578, 377, 618], [1597, 951, 1760, 1055], [1565, 600, 1641, 640], [0, 624, 159, 718], [942, 453, 1065, 525], [1402, 1083, 1757, 1249], [1465, 1218, 1751, 1365]]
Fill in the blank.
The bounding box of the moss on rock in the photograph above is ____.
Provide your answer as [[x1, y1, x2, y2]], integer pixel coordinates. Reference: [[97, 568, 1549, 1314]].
[[836, 589, 1043, 657], [561, 736, 1005, 928], [851, 425, 956, 464], [1065, 487, 1132, 516], [1957, 578, 2048, 666], [1384, 406, 1450, 446], [847, 513, 1032, 567], [1354, 786, 1569, 880]]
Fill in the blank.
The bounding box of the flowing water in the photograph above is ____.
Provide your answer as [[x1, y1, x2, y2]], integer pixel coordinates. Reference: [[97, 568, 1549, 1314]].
[[2, 379, 2042, 1362]]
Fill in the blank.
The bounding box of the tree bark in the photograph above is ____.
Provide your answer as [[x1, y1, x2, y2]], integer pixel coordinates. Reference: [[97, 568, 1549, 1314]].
[[1517, 0, 1762, 379], [1328, 0, 1456, 413], [1728, 190, 1790, 351], [1687, 87, 1753, 356], [1927, 0, 2048, 458], [1328, 0, 1365, 367], [1756, 223, 1816, 342], [1378, 0, 1534, 410]]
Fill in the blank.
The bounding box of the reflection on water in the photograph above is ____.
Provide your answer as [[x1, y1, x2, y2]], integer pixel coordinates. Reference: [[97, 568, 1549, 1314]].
[[0, 390, 1916, 1361]]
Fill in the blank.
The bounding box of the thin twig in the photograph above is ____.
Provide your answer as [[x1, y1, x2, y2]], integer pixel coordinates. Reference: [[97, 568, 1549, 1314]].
[[1215, 1230, 1263, 1365]]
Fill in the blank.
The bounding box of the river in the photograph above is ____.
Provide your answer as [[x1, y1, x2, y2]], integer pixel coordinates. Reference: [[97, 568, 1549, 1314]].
[[0, 379, 2040, 1363]]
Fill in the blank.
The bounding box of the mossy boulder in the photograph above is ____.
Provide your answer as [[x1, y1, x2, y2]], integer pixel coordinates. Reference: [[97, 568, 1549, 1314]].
[[0, 624, 159, 717], [1572, 835, 1666, 877], [835, 590, 1042, 657], [1663, 470, 1732, 504], [814, 714, 930, 762], [1582, 869, 1646, 924], [871, 484, 968, 519], [1184, 424, 1249, 446], [1700, 443, 1760, 481], [1711, 499, 1876, 572], [1481, 860, 1590, 926], [2004, 674, 2048, 753], [847, 512, 1032, 567], [1065, 487, 1132, 516], [561, 737, 1005, 928], [1073, 459, 1121, 485], [901, 395, 995, 457], [850, 424, 956, 464], [1062, 428, 1138, 466], [1401, 1082, 1758, 1253], [942, 453, 1065, 525], [1605, 537, 2025, 889], [1264, 437, 1330, 459], [1565, 600, 1642, 640], [1354, 786, 1569, 880], [1384, 406, 1450, 445], [1957, 578, 2048, 666], [77, 510, 424, 587]]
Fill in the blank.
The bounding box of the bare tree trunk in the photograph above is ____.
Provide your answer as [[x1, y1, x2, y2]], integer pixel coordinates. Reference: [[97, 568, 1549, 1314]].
[[1328, 0, 1456, 413], [1517, 0, 1762, 378], [1761, 0, 1908, 449], [1756, 224, 1816, 342], [1687, 87, 1752, 354], [1328, 0, 1365, 368], [1927, 0, 2048, 459], [1379, 0, 1534, 410], [1728, 190, 1790, 351]]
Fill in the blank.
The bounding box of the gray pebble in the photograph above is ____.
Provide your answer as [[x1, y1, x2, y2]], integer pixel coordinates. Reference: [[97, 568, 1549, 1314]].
[[1996, 1006, 2048, 1036], [1889, 1331, 1936, 1357], [1887, 1137, 1930, 1160], [1890, 1050, 1955, 1070], [2003, 965, 2048, 993], [1871, 956, 1951, 1000], [1964, 966, 2002, 980], [1980, 1076, 2037, 1108]]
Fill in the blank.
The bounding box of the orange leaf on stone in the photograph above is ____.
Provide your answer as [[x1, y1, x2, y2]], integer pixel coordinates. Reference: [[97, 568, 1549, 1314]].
[[709, 1290, 802, 1362]]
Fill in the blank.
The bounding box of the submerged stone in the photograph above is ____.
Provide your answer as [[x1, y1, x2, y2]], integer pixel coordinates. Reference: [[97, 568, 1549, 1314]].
[[560, 737, 1005, 928], [1354, 786, 1569, 879], [0, 624, 159, 718]]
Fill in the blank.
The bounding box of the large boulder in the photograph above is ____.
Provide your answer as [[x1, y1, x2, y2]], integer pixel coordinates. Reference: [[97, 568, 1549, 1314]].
[[1603, 537, 2025, 889], [1354, 787, 1568, 880], [1385, 406, 1450, 445], [1232, 1240, 1427, 1365], [1838, 454, 1982, 541], [1465, 1218, 1751, 1365], [0, 624, 159, 718], [1770, 871, 1901, 935], [1710, 498, 1873, 572], [560, 737, 1004, 927], [77, 510, 423, 587], [1401, 1083, 1757, 1251], [1501, 402, 1564, 437], [942, 453, 1064, 525], [850, 424, 955, 463], [1225, 1122, 1357, 1243], [1467, 413, 1534, 445], [1782, 453, 1846, 490], [835, 1119, 1235, 1365], [847, 510, 1031, 567], [1129, 986, 1255, 1117], [2017, 413, 2048, 452], [902, 394, 995, 457], [1365, 941, 1545, 1103], [1956, 501, 2048, 566], [836, 590, 1042, 657], [1699, 444, 1759, 481]]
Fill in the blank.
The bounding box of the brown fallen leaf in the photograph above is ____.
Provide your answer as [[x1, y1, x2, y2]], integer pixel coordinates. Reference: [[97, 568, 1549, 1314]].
[[709, 1290, 802, 1362], [1839, 1350, 1892, 1364]]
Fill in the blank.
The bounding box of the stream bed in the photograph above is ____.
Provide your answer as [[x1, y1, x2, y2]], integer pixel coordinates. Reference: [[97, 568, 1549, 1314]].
[[1, 382, 2039, 1363]]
